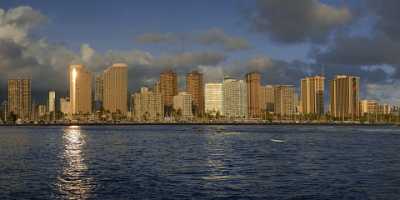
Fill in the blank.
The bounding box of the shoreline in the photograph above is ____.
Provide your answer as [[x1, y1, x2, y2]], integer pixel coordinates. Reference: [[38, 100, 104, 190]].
[[0, 122, 399, 127]]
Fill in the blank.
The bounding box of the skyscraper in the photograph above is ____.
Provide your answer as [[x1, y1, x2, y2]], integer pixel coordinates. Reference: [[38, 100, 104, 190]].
[[246, 72, 261, 118], [48, 91, 56, 120], [262, 85, 275, 113], [160, 69, 178, 115], [204, 83, 224, 115], [330, 75, 360, 120], [48, 91, 56, 112], [8, 78, 31, 120], [223, 78, 247, 118], [173, 92, 193, 119], [186, 71, 204, 116], [300, 75, 325, 115], [274, 85, 296, 117], [69, 64, 92, 114], [103, 63, 128, 114]]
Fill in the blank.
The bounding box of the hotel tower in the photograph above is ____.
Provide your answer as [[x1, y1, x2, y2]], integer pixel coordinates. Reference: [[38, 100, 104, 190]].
[[102, 63, 128, 114], [69, 64, 92, 114]]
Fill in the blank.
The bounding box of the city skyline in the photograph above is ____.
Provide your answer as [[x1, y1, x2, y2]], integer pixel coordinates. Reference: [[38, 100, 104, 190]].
[[0, 1, 400, 106], [5, 65, 400, 121]]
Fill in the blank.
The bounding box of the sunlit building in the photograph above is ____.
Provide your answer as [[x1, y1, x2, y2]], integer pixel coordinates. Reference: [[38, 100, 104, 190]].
[[274, 85, 296, 116], [300, 75, 325, 115], [360, 100, 378, 116], [246, 72, 261, 118], [204, 83, 224, 116], [103, 63, 128, 114], [132, 87, 164, 121], [60, 97, 71, 116], [48, 91, 56, 113], [8, 78, 31, 120], [379, 104, 391, 115], [173, 92, 193, 119], [186, 71, 204, 116], [223, 77, 247, 118], [330, 75, 360, 120], [262, 85, 275, 113], [160, 69, 178, 115], [69, 64, 92, 114]]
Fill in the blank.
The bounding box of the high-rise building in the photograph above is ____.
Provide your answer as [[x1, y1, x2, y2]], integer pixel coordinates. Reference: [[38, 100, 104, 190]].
[[8, 78, 31, 120], [246, 72, 261, 118], [274, 85, 296, 116], [160, 69, 178, 114], [204, 83, 224, 115], [262, 85, 275, 113], [360, 100, 378, 116], [186, 71, 204, 116], [330, 75, 360, 120], [103, 63, 128, 114], [48, 91, 56, 112], [223, 78, 247, 118], [48, 91, 56, 120], [132, 87, 164, 121], [94, 74, 104, 111], [300, 76, 325, 115], [173, 92, 193, 119], [69, 64, 92, 114]]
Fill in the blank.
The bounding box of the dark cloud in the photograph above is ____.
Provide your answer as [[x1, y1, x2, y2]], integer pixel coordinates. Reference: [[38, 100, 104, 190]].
[[367, 0, 400, 41], [247, 0, 352, 43], [135, 29, 251, 52], [314, 35, 400, 66], [196, 28, 251, 51]]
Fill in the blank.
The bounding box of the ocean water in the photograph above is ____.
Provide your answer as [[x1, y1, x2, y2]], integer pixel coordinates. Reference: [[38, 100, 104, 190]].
[[0, 125, 400, 199]]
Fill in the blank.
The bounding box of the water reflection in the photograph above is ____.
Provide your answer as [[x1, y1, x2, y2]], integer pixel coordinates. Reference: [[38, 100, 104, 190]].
[[57, 126, 93, 199], [203, 128, 237, 181]]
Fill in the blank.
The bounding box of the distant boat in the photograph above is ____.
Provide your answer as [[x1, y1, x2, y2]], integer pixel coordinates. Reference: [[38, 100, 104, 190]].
[[270, 139, 285, 143]]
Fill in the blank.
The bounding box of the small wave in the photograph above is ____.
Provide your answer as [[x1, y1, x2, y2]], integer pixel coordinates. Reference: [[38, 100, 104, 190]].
[[270, 139, 285, 143]]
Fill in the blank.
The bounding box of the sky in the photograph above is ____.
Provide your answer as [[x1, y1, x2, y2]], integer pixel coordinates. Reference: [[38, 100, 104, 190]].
[[0, 0, 400, 104]]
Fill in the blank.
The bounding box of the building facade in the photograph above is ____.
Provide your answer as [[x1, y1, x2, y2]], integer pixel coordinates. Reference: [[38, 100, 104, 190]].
[[60, 97, 71, 116], [330, 75, 360, 120], [186, 71, 204, 116], [262, 85, 275, 113], [69, 64, 92, 114], [132, 87, 164, 121], [160, 70, 178, 114], [300, 76, 325, 115], [274, 85, 296, 117], [246, 72, 261, 118], [8, 79, 31, 120], [360, 100, 378, 116], [223, 78, 247, 118], [204, 83, 224, 116], [94, 74, 104, 111], [102, 63, 128, 114], [173, 92, 193, 119]]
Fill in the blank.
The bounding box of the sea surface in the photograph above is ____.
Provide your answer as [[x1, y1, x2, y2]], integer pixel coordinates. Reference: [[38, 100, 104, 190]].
[[0, 125, 400, 200]]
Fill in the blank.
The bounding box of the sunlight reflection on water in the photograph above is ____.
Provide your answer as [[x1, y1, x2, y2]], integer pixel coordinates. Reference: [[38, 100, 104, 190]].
[[57, 126, 93, 199]]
